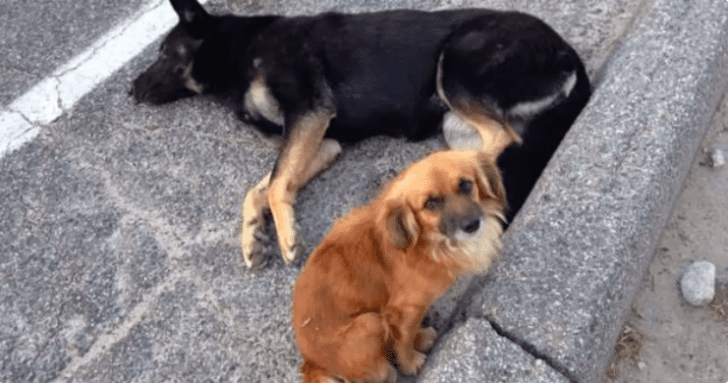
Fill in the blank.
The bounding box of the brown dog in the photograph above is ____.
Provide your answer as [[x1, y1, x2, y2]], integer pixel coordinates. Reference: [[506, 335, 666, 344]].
[[292, 149, 508, 382]]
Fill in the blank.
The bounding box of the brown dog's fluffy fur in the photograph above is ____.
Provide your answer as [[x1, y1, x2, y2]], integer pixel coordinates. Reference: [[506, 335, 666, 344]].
[[292, 149, 507, 382]]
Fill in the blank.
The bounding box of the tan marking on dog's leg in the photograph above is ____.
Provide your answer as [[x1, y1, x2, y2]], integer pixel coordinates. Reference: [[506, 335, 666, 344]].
[[240, 172, 271, 268], [299, 139, 342, 184], [268, 110, 335, 264], [182, 63, 204, 94], [466, 113, 521, 158], [437, 64, 521, 157], [445, 102, 522, 159], [442, 111, 483, 150]]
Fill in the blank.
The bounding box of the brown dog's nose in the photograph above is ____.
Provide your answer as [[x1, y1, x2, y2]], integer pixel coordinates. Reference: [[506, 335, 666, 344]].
[[460, 215, 480, 234]]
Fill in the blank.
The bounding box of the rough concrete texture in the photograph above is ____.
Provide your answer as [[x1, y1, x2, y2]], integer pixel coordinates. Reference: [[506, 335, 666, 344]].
[[419, 318, 568, 383], [0, 0, 147, 105], [1, 0, 727, 382], [607, 94, 728, 382], [464, 0, 728, 381]]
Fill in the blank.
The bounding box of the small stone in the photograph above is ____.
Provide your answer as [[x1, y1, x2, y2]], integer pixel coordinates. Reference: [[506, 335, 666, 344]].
[[709, 148, 725, 168], [680, 261, 716, 306], [637, 361, 646, 370]]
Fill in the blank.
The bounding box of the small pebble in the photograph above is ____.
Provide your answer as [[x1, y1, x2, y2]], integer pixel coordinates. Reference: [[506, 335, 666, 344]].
[[680, 261, 716, 306], [709, 148, 725, 168]]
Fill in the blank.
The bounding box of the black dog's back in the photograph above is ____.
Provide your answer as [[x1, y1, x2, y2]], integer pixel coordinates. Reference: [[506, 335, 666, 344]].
[[245, 9, 504, 142]]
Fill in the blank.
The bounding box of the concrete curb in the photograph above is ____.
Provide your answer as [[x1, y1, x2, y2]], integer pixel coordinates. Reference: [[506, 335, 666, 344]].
[[2, 0, 726, 382], [420, 318, 568, 382], [424, 0, 728, 381]]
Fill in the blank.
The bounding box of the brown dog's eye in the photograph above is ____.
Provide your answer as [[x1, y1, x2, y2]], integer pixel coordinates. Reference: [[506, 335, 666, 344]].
[[424, 196, 443, 210], [458, 179, 473, 195]]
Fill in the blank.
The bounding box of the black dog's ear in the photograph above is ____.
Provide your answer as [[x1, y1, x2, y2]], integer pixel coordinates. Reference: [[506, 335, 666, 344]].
[[387, 203, 419, 250], [170, 0, 211, 37]]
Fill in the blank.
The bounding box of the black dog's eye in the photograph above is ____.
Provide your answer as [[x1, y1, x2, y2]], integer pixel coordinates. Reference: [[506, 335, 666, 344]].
[[458, 179, 473, 195], [424, 196, 443, 211]]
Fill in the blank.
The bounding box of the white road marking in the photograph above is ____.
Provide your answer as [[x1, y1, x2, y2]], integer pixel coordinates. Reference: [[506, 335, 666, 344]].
[[0, 0, 209, 159]]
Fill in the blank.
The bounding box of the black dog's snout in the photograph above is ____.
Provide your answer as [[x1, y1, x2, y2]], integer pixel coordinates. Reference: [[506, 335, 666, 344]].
[[460, 215, 481, 234]]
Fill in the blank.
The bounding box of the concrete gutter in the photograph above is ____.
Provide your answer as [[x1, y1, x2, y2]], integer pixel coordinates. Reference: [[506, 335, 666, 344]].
[[421, 0, 728, 381], [1, 0, 726, 382]]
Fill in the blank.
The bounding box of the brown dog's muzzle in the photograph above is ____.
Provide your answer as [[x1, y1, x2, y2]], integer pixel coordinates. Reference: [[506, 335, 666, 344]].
[[438, 196, 484, 240]]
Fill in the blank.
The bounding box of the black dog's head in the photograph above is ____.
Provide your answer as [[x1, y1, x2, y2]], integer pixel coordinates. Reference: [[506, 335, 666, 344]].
[[131, 0, 212, 104]]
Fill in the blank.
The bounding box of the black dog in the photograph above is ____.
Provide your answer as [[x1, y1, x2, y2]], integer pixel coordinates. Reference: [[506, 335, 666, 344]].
[[132, 0, 590, 268]]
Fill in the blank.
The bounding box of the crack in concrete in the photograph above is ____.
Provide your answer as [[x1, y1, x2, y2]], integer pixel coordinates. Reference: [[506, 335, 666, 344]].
[[53, 268, 195, 382], [49, 158, 240, 381], [482, 315, 578, 383], [52, 76, 66, 118], [2, 0, 176, 161], [0, 108, 42, 156], [424, 274, 577, 382], [8, 76, 63, 126], [53, 0, 166, 81], [4, 107, 33, 126]]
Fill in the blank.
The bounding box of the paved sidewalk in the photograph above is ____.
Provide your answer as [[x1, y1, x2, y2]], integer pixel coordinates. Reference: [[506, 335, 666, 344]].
[[0, 0, 726, 381]]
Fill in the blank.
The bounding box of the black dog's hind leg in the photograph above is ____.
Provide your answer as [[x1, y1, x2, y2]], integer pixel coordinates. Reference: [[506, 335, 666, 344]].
[[240, 127, 341, 267], [436, 13, 590, 222]]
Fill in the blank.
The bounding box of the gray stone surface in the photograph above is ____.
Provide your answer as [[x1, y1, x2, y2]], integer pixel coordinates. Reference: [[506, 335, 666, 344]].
[[1, 0, 726, 382], [465, 0, 728, 381], [0, 0, 146, 105], [680, 261, 716, 306], [0, 57, 441, 382], [419, 318, 568, 383]]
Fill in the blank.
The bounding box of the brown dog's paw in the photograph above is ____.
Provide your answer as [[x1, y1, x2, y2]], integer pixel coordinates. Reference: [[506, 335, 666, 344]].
[[397, 349, 427, 376], [301, 360, 342, 383], [414, 326, 437, 352], [382, 362, 398, 383]]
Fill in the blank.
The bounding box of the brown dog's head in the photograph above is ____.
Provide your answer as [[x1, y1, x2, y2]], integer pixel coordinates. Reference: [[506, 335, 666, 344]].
[[377, 150, 507, 274]]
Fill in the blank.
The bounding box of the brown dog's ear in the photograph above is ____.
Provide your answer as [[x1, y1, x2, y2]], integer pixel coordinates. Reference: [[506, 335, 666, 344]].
[[387, 203, 419, 249], [474, 153, 507, 207]]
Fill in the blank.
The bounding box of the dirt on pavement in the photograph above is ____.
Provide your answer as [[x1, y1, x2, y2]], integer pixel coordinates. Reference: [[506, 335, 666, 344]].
[[606, 94, 728, 382]]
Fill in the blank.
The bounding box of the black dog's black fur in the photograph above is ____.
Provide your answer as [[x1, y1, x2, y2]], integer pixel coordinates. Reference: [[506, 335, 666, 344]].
[[132, 0, 590, 265]]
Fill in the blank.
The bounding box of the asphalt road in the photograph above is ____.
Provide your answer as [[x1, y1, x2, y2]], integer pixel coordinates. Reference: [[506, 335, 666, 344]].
[[4, 0, 725, 381]]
